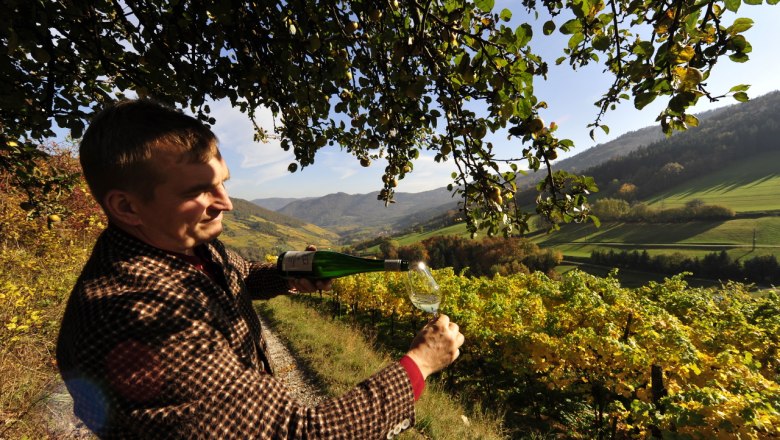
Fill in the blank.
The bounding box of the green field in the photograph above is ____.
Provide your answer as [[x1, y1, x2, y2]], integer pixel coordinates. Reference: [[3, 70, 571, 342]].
[[532, 216, 780, 259], [645, 149, 780, 213], [368, 215, 780, 262], [358, 149, 780, 288]]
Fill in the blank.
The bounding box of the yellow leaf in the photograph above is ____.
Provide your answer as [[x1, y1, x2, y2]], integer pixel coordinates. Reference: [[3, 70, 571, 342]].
[[684, 114, 700, 127], [674, 45, 695, 63]]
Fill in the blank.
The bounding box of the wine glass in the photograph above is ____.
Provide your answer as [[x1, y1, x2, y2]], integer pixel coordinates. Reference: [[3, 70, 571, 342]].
[[406, 261, 440, 316]]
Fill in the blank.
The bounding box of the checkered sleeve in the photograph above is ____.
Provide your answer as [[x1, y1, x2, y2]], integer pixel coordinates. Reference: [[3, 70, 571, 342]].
[[221, 245, 291, 299], [63, 288, 415, 438]]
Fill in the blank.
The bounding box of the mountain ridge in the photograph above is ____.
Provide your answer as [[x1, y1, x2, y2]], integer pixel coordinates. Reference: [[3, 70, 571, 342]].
[[243, 91, 780, 243]]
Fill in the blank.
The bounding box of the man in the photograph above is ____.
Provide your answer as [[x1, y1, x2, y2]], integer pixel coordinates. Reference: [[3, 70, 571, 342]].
[[56, 99, 464, 439]]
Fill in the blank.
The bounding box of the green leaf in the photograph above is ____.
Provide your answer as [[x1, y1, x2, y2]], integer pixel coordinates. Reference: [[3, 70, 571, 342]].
[[743, 0, 761, 4], [560, 19, 582, 35], [543, 20, 556, 35], [589, 215, 601, 228], [729, 18, 754, 34], [475, 0, 495, 12], [725, 0, 741, 12], [669, 91, 699, 113], [733, 91, 749, 102], [634, 93, 656, 110], [632, 41, 655, 57], [729, 84, 750, 92], [583, 176, 598, 191], [515, 24, 533, 47], [499, 8, 512, 21], [568, 32, 585, 50], [600, 125, 609, 135]]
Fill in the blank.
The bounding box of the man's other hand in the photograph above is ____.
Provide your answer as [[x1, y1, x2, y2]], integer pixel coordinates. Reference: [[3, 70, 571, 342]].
[[405, 314, 465, 380]]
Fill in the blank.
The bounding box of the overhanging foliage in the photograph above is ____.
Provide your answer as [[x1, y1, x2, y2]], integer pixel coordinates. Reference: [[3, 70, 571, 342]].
[[1, 0, 768, 233]]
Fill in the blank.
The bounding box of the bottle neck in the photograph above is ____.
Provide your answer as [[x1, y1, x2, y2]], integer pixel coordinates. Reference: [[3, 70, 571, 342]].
[[384, 259, 409, 271]]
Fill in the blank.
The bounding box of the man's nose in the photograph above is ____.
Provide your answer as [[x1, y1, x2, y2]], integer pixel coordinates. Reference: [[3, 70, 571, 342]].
[[213, 185, 233, 211]]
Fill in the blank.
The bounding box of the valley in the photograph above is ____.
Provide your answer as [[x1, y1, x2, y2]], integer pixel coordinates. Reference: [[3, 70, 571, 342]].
[[237, 91, 780, 288]]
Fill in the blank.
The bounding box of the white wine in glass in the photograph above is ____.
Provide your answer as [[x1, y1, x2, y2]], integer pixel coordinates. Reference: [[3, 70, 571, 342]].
[[407, 262, 440, 316]]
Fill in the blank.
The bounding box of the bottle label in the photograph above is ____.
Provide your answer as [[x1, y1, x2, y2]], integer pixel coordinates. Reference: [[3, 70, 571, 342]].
[[384, 259, 403, 271], [281, 251, 315, 272]]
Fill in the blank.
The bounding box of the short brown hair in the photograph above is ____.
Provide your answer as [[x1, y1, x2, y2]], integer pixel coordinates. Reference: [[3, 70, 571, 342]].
[[79, 99, 220, 205]]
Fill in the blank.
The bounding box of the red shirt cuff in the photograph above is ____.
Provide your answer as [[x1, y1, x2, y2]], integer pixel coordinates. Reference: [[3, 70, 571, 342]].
[[399, 355, 425, 401]]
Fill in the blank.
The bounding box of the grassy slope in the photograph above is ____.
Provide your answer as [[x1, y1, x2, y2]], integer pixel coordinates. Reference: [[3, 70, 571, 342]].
[[220, 198, 340, 256], [382, 150, 780, 264], [221, 215, 339, 252], [528, 150, 780, 261], [644, 149, 780, 212], [256, 296, 506, 440], [534, 217, 780, 246]]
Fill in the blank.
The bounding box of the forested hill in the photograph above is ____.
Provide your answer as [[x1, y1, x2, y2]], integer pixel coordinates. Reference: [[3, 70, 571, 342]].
[[273, 187, 455, 233], [547, 100, 729, 176], [521, 91, 780, 204], [252, 197, 314, 211], [220, 198, 339, 259]]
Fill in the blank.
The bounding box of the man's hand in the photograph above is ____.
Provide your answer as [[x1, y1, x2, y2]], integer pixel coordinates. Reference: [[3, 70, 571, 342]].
[[287, 244, 332, 293], [288, 277, 332, 293], [405, 314, 465, 380]]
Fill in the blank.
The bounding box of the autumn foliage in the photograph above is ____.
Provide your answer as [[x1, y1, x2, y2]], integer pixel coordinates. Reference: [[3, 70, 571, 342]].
[[0, 144, 104, 436], [327, 268, 780, 438]]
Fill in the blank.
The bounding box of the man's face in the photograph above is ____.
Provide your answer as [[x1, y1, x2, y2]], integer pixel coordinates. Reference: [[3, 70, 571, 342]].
[[132, 152, 233, 254]]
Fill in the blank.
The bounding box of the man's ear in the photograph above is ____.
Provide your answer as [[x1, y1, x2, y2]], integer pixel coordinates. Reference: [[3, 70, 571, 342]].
[[103, 190, 144, 226]]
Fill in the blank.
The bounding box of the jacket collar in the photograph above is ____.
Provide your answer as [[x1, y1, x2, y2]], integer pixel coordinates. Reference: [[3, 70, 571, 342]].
[[103, 223, 221, 274]]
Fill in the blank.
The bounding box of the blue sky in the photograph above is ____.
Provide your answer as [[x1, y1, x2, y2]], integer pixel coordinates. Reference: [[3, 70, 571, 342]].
[[184, 4, 780, 200]]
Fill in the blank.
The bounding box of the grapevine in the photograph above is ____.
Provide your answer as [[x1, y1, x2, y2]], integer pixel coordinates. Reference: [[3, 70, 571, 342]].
[[319, 265, 780, 438]]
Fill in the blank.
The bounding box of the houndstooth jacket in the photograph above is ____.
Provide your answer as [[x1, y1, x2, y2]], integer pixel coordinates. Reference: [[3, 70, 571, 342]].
[[56, 225, 415, 439]]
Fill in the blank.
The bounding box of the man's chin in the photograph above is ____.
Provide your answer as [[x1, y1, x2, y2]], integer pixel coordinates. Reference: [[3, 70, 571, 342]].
[[198, 221, 223, 241]]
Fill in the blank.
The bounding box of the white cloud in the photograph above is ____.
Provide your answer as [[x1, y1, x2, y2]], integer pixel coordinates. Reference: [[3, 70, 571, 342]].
[[210, 100, 293, 166], [317, 150, 361, 180], [235, 141, 293, 169]]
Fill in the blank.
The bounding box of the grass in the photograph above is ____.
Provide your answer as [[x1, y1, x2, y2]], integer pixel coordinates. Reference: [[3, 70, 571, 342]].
[[531, 217, 780, 260], [645, 149, 780, 212], [532, 217, 780, 247], [256, 296, 508, 440]]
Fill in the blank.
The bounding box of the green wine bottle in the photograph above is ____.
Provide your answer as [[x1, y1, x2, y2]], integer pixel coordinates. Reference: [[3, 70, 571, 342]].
[[277, 250, 409, 279]]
